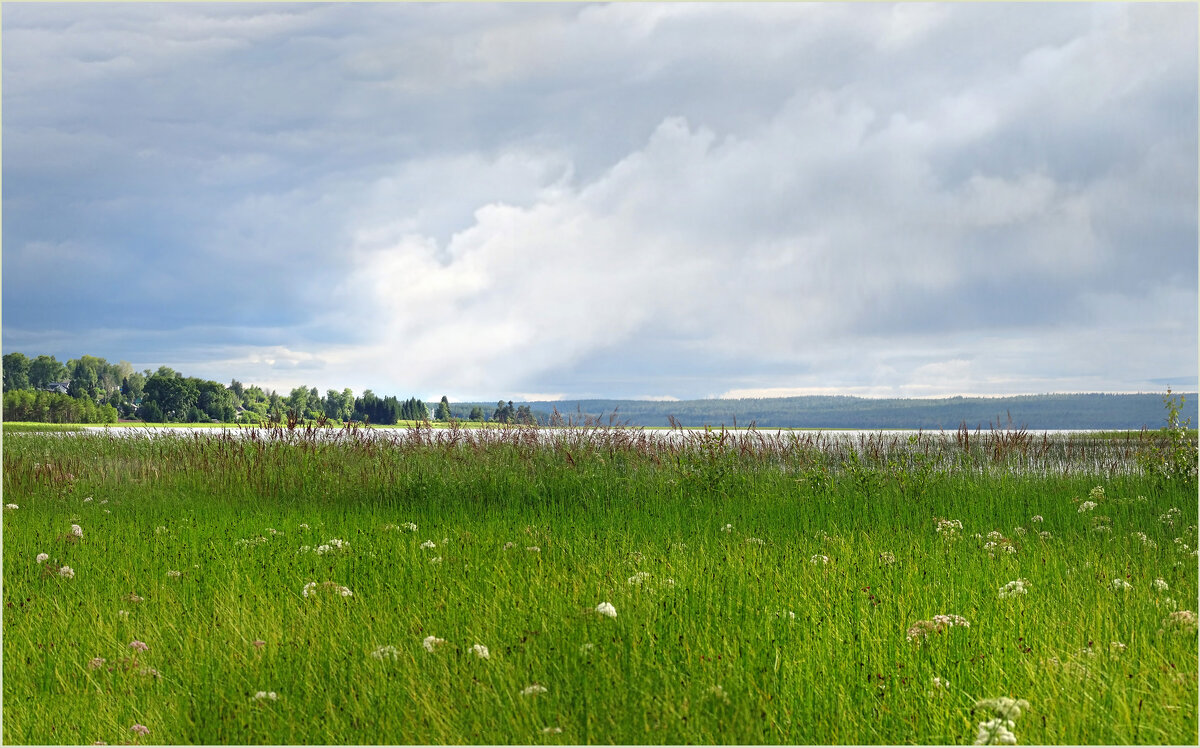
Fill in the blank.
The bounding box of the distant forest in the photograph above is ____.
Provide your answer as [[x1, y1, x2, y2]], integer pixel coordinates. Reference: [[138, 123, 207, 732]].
[[452, 393, 1199, 431], [1, 351, 1193, 429]]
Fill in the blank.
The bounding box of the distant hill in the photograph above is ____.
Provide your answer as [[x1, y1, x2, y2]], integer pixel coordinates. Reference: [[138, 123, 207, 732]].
[[455, 393, 1199, 430]]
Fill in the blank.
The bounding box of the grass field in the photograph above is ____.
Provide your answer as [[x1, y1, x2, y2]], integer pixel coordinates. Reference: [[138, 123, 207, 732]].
[[2, 426, 1196, 745]]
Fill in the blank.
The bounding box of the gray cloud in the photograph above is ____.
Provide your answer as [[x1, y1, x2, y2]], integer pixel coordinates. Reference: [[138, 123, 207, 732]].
[[3, 3, 1195, 399]]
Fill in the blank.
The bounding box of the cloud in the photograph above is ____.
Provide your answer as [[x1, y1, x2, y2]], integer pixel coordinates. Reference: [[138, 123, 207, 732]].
[[2, 3, 1195, 400]]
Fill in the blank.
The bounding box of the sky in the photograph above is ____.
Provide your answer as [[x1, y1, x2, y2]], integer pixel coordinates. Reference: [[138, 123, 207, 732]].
[[3, 2, 1197, 402]]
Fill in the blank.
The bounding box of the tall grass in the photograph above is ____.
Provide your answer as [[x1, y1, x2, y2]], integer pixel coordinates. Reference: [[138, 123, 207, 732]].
[[3, 427, 1196, 744]]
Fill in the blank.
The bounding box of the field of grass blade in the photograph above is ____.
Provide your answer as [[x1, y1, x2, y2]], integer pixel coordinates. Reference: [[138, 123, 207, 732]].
[[2, 426, 1196, 745]]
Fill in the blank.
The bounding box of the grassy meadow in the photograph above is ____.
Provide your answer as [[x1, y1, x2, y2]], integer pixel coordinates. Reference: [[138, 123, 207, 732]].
[[2, 425, 1197, 745]]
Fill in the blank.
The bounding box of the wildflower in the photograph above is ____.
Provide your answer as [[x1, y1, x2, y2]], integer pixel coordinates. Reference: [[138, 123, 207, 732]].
[[315, 545, 332, 555], [166, 570, 182, 578], [987, 530, 1005, 541], [129, 724, 150, 736], [1110, 578, 1132, 591], [422, 636, 446, 652], [580, 643, 595, 653], [707, 684, 731, 704], [370, 645, 400, 661], [1110, 641, 1126, 653], [935, 518, 963, 537], [301, 581, 354, 597], [907, 614, 969, 642], [721, 524, 733, 533], [154, 526, 167, 535], [327, 538, 347, 550], [125, 593, 143, 603], [628, 571, 652, 586], [129, 640, 149, 652], [429, 556, 442, 564], [1154, 578, 1169, 591], [1160, 507, 1182, 526], [998, 579, 1030, 598], [83, 496, 93, 503], [975, 717, 1018, 745], [266, 528, 278, 535], [878, 551, 896, 564], [88, 657, 106, 669], [402, 522, 417, 532], [596, 602, 617, 618], [973, 697, 1030, 746], [1039, 531, 1052, 540], [36, 553, 49, 564], [70, 524, 84, 538], [5, 504, 17, 510], [99, 499, 108, 505], [470, 644, 490, 659], [810, 554, 829, 565], [58, 566, 75, 579], [1161, 609, 1198, 634], [137, 666, 160, 678], [299, 523, 309, 530], [252, 691, 279, 701], [297, 545, 311, 554], [521, 684, 548, 696], [1131, 532, 1157, 549], [931, 676, 948, 689], [1077, 501, 1097, 512], [118, 610, 130, 619], [745, 537, 765, 545], [1014, 527, 1026, 537], [1031, 515, 1043, 523], [102, 509, 111, 514], [525, 546, 540, 552], [420, 540, 436, 550], [503, 541, 515, 550]]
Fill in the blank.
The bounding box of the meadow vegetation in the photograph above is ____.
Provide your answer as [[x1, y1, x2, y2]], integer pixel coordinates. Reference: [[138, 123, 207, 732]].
[[2, 419, 1197, 744]]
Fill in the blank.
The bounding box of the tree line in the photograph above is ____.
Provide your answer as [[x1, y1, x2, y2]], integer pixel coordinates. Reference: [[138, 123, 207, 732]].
[[1, 352, 478, 426]]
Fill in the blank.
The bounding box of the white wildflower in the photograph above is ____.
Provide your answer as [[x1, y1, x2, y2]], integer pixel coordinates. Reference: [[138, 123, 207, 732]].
[[1014, 526, 1026, 536], [503, 541, 515, 550], [596, 602, 617, 618], [58, 566, 75, 579], [36, 553, 49, 563], [470, 644, 490, 659], [628, 571, 652, 586], [99, 499, 108, 505], [1110, 578, 1133, 591], [70, 524, 84, 538], [975, 717, 1018, 745], [998, 579, 1030, 598], [810, 554, 829, 565], [721, 523, 733, 533], [420, 540, 436, 550], [422, 636, 446, 652], [936, 518, 963, 537], [1160, 507, 1182, 525], [297, 545, 311, 554], [1088, 485, 1105, 501], [118, 610, 130, 619], [1154, 578, 1169, 591], [526, 546, 540, 553], [429, 556, 442, 564], [298, 523, 309, 530], [402, 522, 417, 532], [327, 538, 346, 549], [1030, 515, 1043, 523], [88, 657, 106, 669], [986, 530, 1005, 541], [166, 570, 182, 578], [1039, 531, 1052, 540], [266, 528, 278, 535], [83, 497, 93, 503], [878, 551, 896, 564], [745, 537, 765, 545], [4, 504, 17, 510], [370, 645, 400, 661], [154, 526, 167, 534], [521, 684, 548, 696], [1078, 501, 1097, 512], [1131, 531, 1157, 549], [931, 676, 948, 689], [1110, 641, 1126, 653], [252, 691, 279, 701], [315, 545, 332, 555], [707, 684, 731, 704]]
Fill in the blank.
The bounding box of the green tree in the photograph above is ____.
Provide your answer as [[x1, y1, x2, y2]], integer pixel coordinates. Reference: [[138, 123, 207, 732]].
[[436, 396, 452, 421], [29, 355, 68, 390], [469, 405, 484, 422], [3, 352, 31, 391], [142, 374, 199, 421]]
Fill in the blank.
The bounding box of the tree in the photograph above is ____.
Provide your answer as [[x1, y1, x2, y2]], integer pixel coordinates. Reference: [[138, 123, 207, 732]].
[[3, 352, 30, 391], [469, 405, 484, 422], [142, 374, 198, 421], [29, 355, 68, 389], [287, 387, 309, 417], [436, 396, 452, 421]]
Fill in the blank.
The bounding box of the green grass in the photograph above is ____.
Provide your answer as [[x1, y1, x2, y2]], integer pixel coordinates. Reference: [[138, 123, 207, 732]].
[[1, 422, 89, 433], [2, 429, 1196, 744]]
